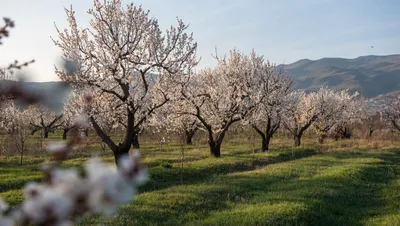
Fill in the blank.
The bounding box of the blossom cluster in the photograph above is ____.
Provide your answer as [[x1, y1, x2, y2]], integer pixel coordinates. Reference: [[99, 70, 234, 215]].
[[383, 97, 400, 131]]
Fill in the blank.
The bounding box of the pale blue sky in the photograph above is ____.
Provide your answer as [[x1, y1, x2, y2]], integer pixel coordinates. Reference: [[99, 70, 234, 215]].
[[0, 0, 399, 82]]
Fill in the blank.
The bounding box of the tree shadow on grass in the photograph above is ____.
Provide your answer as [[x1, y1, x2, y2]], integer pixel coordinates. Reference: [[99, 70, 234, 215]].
[[190, 152, 396, 226], [141, 148, 317, 193], [82, 174, 288, 226], [78, 150, 399, 225], [276, 165, 391, 225], [0, 147, 317, 208], [133, 152, 395, 225]]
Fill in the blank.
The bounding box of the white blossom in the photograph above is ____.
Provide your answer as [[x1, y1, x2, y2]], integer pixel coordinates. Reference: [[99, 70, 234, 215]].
[[23, 182, 45, 200], [177, 49, 266, 156], [22, 188, 73, 224], [50, 168, 80, 184], [53, 0, 198, 162], [383, 96, 400, 132], [311, 88, 359, 143]]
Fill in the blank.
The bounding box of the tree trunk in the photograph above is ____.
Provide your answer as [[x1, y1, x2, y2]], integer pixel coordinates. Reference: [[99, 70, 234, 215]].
[[294, 135, 301, 147], [208, 136, 222, 158], [113, 146, 131, 166], [62, 128, 68, 140], [186, 135, 193, 145], [392, 120, 400, 132], [368, 128, 374, 138], [184, 129, 196, 145], [44, 129, 49, 139], [113, 151, 123, 166], [342, 127, 352, 139], [132, 132, 140, 149], [208, 129, 227, 158], [291, 116, 317, 147], [209, 143, 221, 157], [62, 126, 74, 140], [261, 134, 271, 152], [90, 107, 136, 166]]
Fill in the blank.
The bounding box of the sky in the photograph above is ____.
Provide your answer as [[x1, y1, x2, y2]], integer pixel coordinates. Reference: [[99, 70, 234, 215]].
[[0, 0, 399, 82]]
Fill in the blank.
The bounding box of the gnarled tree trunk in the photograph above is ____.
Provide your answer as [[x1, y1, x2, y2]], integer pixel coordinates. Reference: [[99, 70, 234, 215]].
[[208, 139, 222, 157], [392, 120, 400, 132], [336, 126, 352, 139], [184, 127, 198, 145], [253, 118, 279, 152], [62, 129, 68, 140], [132, 133, 140, 149], [43, 129, 49, 139], [62, 125, 74, 140], [261, 135, 271, 152], [291, 115, 317, 147], [113, 145, 131, 165], [294, 135, 301, 147], [207, 129, 226, 158], [368, 128, 374, 138], [91, 108, 136, 166]]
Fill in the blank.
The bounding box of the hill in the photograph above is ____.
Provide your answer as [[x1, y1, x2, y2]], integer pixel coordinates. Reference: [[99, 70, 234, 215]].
[[281, 54, 400, 98]]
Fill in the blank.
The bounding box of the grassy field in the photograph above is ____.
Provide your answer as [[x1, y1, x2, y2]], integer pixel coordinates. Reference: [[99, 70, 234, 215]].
[[1, 134, 400, 225]]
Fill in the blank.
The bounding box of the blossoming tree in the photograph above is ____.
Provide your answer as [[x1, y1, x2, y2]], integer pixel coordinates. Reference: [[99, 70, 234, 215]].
[[331, 95, 366, 139], [24, 104, 63, 138], [61, 93, 79, 140], [383, 96, 400, 132], [282, 91, 320, 147], [311, 88, 358, 144], [53, 0, 197, 164], [148, 99, 200, 145], [0, 100, 33, 165], [0, 16, 149, 225], [178, 49, 264, 157], [246, 64, 293, 152], [362, 104, 384, 138]]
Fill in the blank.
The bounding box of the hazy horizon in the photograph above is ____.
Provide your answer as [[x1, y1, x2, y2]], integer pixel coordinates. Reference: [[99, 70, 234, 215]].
[[1, 0, 400, 82]]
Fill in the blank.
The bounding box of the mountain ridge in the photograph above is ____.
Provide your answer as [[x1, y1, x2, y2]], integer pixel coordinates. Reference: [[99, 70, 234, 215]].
[[279, 54, 400, 98]]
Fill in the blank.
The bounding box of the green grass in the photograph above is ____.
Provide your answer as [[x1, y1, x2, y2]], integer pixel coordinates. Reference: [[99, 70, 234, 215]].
[[1, 136, 400, 225]]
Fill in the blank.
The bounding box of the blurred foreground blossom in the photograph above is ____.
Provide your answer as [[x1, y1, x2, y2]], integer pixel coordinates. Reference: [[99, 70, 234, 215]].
[[0, 151, 148, 225], [73, 114, 91, 129]]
